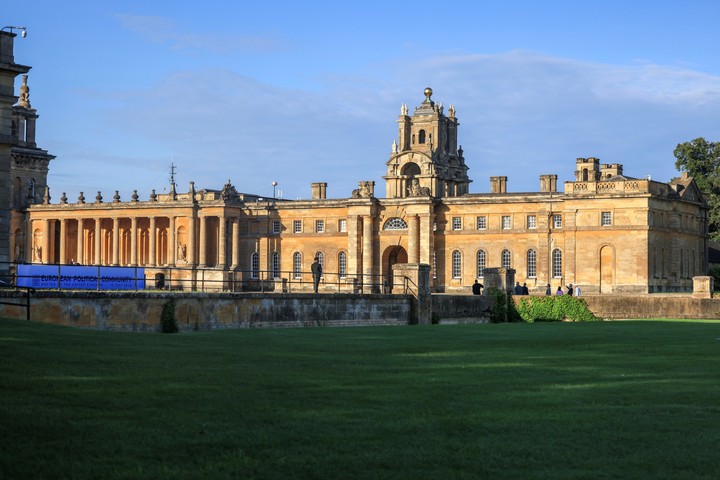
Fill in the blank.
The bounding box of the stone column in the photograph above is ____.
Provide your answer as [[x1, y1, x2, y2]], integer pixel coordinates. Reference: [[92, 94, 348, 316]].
[[408, 214, 420, 263], [94, 219, 101, 265], [198, 215, 207, 267], [362, 215, 374, 293], [59, 219, 67, 264], [149, 216, 156, 266], [77, 218, 84, 264], [112, 218, 119, 265], [218, 216, 227, 268], [42, 219, 51, 264], [188, 215, 196, 266], [231, 218, 240, 268], [130, 217, 138, 266], [168, 216, 176, 266], [347, 216, 360, 277]]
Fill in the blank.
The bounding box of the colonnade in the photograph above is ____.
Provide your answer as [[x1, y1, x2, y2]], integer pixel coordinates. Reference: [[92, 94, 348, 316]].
[[27, 213, 255, 269]]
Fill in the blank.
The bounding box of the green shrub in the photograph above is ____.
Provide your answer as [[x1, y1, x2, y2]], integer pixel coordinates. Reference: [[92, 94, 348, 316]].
[[515, 296, 599, 323], [160, 298, 179, 333], [488, 288, 521, 323]]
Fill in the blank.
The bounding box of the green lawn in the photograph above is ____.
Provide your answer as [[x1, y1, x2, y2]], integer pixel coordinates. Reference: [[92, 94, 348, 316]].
[[1, 319, 720, 479]]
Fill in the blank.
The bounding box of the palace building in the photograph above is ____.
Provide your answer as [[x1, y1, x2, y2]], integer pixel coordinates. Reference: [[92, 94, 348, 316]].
[[6, 57, 710, 294]]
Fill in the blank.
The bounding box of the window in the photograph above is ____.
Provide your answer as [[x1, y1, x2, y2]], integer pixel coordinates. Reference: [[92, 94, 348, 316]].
[[527, 249, 537, 278], [553, 214, 562, 228], [338, 219, 347, 233], [293, 220, 302, 233], [315, 220, 325, 233], [384, 218, 408, 230], [502, 216, 511, 230], [315, 252, 324, 278], [552, 249, 562, 278], [452, 217, 462, 230], [527, 215, 537, 229], [432, 251, 437, 279], [251, 252, 259, 279], [272, 220, 281, 234], [293, 252, 302, 279], [601, 211, 612, 226], [272, 252, 280, 278], [419, 129, 426, 144], [501, 249, 511, 269], [476, 216, 487, 230], [500, 250, 512, 268], [476, 250, 486, 278], [338, 252, 347, 278], [452, 250, 462, 279]]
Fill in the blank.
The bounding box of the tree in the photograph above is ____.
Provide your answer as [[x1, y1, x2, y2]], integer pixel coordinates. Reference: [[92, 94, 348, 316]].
[[673, 137, 720, 241]]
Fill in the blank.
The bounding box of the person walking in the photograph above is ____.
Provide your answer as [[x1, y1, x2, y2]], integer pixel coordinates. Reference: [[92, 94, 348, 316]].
[[545, 284, 551, 296], [311, 257, 322, 293], [556, 286, 564, 295]]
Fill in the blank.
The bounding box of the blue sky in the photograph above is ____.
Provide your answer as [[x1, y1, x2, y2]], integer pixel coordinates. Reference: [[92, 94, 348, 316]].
[[6, 1, 720, 200]]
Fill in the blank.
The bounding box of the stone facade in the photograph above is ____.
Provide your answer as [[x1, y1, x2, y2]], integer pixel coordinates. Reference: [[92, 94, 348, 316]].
[[5, 77, 710, 294]]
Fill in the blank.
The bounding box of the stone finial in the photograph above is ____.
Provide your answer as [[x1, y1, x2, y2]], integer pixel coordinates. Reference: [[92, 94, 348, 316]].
[[42, 186, 50, 204], [113, 190, 120, 203], [458, 145, 463, 158], [189, 181, 196, 202], [95, 191, 103, 203], [131, 190, 139, 202], [392, 139, 398, 154], [78, 192, 85, 204], [448, 104, 455, 118], [18, 75, 30, 108], [150, 189, 157, 201], [60, 192, 67, 205]]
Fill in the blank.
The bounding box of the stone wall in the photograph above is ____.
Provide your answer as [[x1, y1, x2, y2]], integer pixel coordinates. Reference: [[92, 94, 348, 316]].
[[580, 295, 720, 320], [432, 294, 493, 323], [0, 291, 412, 331]]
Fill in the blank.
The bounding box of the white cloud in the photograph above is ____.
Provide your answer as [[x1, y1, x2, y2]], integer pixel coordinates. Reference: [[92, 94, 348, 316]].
[[114, 13, 283, 54]]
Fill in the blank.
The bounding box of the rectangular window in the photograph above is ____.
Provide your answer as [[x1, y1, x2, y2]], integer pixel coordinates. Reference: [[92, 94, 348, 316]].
[[527, 215, 537, 229], [338, 219, 347, 233], [476, 216, 487, 230], [293, 220, 302, 233], [272, 220, 281, 234], [502, 216, 511, 230], [553, 214, 562, 229], [452, 217, 462, 230], [601, 211, 612, 226], [315, 220, 325, 233]]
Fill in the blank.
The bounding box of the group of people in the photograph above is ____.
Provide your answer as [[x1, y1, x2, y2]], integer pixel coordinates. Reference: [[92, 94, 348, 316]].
[[545, 283, 581, 297], [513, 282, 530, 295]]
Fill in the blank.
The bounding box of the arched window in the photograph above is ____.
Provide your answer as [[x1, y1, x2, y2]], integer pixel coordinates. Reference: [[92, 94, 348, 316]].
[[582, 168, 589, 182], [527, 249, 537, 278], [384, 218, 408, 230], [251, 252, 259, 279], [272, 252, 280, 279], [293, 252, 302, 279], [452, 250, 462, 279], [338, 252, 347, 278], [476, 250, 486, 278], [418, 129, 426, 144], [501, 249, 511, 269], [315, 252, 324, 278], [552, 249, 562, 278]]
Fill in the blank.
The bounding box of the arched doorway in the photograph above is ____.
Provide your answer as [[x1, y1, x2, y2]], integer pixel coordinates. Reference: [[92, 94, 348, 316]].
[[599, 245, 614, 294], [382, 245, 408, 293]]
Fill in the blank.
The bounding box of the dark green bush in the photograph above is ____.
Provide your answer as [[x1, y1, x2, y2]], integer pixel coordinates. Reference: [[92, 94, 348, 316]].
[[514, 296, 599, 323], [160, 298, 179, 333], [488, 288, 521, 323]]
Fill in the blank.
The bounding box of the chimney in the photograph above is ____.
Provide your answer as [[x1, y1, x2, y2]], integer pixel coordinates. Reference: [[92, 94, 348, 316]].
[[490, 176, 507, 194], [540, 174, 558, 193], [311, 182, 327, 200]]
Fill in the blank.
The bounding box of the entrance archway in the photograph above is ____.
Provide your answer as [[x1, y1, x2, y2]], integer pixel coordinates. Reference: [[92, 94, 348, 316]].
[[382, 245, 408, 293]]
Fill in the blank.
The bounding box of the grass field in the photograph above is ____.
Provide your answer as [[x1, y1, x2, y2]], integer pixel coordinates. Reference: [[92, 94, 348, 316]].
[[1, 319, 720, 479]]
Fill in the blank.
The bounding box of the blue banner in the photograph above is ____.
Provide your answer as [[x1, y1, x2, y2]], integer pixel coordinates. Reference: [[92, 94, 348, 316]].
[[16, 265, 145, 290]]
